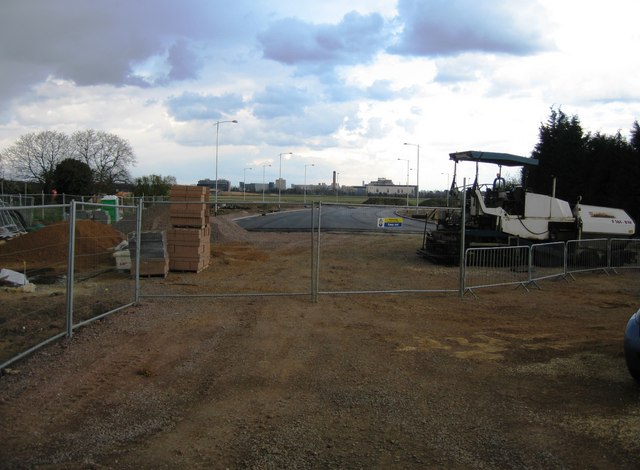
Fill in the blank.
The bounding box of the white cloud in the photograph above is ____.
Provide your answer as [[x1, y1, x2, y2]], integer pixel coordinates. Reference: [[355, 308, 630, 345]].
[[0, 0, 638, 191]]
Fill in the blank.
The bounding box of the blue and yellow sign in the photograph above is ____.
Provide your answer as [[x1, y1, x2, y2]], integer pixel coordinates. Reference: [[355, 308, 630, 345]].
[[377, 217, 403, 228]]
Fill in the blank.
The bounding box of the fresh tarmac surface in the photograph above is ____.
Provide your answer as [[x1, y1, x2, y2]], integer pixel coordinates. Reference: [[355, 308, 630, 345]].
[[234, 205, 427, 233]]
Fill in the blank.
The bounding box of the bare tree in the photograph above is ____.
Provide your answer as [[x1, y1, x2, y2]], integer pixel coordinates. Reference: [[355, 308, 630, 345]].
[[2, 131, 71, 192], [71, 130, 136, 192]]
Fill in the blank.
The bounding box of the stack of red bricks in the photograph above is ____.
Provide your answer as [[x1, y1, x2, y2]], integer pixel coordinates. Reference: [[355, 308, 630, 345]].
[[167, 185, 211, 273]]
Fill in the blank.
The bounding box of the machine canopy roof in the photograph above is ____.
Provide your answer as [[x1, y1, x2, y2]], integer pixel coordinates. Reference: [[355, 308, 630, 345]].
[[449, 151, 539, 167]]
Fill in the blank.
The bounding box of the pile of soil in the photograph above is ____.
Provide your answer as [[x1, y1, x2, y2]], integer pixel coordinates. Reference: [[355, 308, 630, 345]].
[[0, 220, 125, 271], [212, 213, 252, 243]]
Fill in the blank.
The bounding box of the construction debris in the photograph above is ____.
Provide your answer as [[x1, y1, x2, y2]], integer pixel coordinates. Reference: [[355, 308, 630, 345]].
[[0, 267, 35, 292], [0, 201, 27, 240]]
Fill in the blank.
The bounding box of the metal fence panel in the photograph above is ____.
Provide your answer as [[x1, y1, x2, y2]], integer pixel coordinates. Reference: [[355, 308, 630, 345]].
[[2, 193, 638, 367], [530, 242, 566, 282], [0, 204, 69, 365], [137, 201, 314, 298], [0, 201, 138, 367], [464, 245, 530, 291], [0, 194, 36, 207], [315, 203, 458, 294], [69, 201, 138, 329], [610, 238, 640, 271], [566, 239, 609, 276]]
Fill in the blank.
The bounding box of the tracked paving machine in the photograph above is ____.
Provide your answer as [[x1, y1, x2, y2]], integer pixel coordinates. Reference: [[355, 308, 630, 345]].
[[419, 150, 636, 264]]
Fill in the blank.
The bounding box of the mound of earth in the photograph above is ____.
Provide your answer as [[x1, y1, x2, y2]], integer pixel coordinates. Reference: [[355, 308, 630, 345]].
[[0, 220, 125, 271]]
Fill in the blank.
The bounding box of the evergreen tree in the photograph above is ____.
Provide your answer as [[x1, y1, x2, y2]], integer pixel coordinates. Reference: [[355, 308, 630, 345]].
[[52, 159, 94, 196], [528, 109, 640, 225], [631, 121, 640, 153], [623, 121, 640, 224], [527, 108, 586, 203]]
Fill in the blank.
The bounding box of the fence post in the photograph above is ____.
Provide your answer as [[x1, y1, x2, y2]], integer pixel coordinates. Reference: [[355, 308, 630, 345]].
[[563, 242, 569, 279], [134, 199, 143, 302], [315, 202, 323, 302], [458, 178, 467, 297], [65, 200, 77, 338], [310, 201, 316, 302], [528, 245, 533, 285]]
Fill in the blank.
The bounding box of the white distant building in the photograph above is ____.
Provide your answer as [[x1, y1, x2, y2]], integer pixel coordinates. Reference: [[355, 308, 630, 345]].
[[365, 177, 416, 196]]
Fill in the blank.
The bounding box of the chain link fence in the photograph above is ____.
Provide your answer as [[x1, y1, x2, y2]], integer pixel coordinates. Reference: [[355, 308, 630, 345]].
[[314, 203, 458, 296], [0, 200, 138, 369], [136, 201, 315, 299], [2, 197, 639, 368]]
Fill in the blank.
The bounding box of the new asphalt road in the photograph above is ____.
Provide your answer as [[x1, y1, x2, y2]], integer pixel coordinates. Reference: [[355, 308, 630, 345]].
[[234, 205, 427, 233]]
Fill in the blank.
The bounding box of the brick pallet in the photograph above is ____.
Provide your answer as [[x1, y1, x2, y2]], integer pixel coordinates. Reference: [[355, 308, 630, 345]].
[[167, 185, 211, 272], [167, 226, 211, 273]]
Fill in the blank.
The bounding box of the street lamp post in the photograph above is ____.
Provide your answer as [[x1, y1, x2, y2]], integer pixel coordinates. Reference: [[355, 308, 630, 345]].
[[398, 157, 410, 209], [214, 119, 238, 214], [262, 163, 271, 202], [243, 167, 252, 201], [404, 142, 420, 210], [441, 172, 450, 207], [304, 163, 314, 204], [278, 152, 293, 204]]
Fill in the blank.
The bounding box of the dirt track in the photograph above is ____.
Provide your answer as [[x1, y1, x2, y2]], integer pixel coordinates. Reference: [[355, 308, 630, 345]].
[[1, 218, 640, 468]]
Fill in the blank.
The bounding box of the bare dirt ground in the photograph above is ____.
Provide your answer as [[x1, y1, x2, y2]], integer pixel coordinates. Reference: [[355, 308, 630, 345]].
[[2, 213, 640, 469]]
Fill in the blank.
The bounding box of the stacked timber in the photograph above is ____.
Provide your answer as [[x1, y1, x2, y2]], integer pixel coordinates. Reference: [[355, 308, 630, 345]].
[[167, 185, 211, 272]]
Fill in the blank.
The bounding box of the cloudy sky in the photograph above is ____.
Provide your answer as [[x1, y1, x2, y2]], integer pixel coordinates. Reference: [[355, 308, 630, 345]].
[[1, 0, 639, 191]]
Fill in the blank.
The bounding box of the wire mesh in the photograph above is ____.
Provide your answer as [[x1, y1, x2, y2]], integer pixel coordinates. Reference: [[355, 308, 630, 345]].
[[0, 205, 69, 364], [315, 203, 458, 294], [70, 202, 136, 326], [137, 201, 315, 298], [0, 202, 137, 366]]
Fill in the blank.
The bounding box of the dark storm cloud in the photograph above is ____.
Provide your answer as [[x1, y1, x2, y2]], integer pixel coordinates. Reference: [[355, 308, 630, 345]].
[[0, 0, 551, 108], [167, 40, 203, 82], [391, 0, 550, 57], [0, 0, 256, 101], [258, 11, 388, 68], [165, 92, 245, 121], [256, 2, 548, 82]]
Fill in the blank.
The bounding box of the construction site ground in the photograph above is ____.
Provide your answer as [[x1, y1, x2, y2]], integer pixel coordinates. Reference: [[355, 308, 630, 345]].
[[1, 212, 640, 468]]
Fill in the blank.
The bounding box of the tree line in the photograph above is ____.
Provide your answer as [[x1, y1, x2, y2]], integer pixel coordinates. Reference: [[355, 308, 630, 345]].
[[2, 110, 640, 226], [525, 108, 640, 226], [0, 130, 136, 195]]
